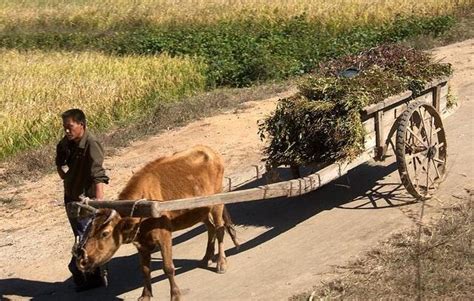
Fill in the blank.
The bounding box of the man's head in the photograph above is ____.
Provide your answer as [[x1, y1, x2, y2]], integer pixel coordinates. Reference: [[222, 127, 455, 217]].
[[61, 109, 86, 142]]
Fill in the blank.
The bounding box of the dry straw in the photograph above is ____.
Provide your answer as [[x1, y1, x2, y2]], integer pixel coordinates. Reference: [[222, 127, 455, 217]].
[[0, 0, 470, 30]]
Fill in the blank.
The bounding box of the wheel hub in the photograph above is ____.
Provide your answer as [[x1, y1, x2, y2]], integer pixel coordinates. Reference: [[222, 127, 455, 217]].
[[427, 145, 437, 160]]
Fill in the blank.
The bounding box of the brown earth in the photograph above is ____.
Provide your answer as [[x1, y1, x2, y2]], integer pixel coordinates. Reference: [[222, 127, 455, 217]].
[[0, 39, 473, 300]]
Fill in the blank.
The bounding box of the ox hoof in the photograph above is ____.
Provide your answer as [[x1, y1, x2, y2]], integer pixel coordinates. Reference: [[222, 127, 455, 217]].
[[171, 295, 182, 301], [171, 290, 182, 301], [216, 261, 227, 274]]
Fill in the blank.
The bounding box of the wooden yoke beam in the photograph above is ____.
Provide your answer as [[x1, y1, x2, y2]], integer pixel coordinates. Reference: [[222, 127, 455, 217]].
[[72, 151, 372, 218]]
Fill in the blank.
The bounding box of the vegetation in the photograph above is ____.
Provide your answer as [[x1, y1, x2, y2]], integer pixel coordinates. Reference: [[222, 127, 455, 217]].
[[402, 10, 474, 50], [1, 0, 469, 30], [0, 50, 206, 159], [1, 82, 291, 185], [291, 190, 473, 300], [259, 45, 452, 167], [0, 1, 471, 87], [0, 0, 472, 162]]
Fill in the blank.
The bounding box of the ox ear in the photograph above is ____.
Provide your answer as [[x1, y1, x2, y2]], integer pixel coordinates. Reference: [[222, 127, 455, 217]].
[[103, 209, 118, 225]]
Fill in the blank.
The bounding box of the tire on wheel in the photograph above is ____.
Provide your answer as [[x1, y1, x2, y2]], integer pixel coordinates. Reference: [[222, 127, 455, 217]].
[[395, 100, 447, 200]]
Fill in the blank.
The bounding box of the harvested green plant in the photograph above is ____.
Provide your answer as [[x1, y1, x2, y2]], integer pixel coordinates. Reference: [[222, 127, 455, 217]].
[[259, 44, 452, 167]]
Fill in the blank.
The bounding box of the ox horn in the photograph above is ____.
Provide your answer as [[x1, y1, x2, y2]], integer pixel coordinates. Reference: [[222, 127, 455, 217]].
[[103, 209, 118, 225]]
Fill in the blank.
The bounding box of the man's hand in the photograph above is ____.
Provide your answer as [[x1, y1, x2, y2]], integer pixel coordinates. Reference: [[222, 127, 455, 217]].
[[95, 183, 104, 200], [57, 166, 66, 180]]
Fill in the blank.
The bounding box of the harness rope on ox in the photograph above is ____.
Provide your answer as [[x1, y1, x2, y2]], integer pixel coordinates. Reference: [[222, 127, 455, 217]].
[[71, 211, 95, 259], [69, 198, 146, 289], [72, 198, 147, 255], [125, 199, 146, 244]]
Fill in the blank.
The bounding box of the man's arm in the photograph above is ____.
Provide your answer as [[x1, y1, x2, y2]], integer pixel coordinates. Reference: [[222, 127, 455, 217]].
[[95, 182, 104, 200], [89, 139, 109, 200], [55, 138, 68, 180]]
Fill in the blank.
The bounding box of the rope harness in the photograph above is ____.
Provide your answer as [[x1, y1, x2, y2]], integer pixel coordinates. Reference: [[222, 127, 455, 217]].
[[72, 212, 95, 259], [69, 197, 147, 289], [72, 198, 147, 255], [71, 197, 96, 258], [124, 200, 146, 244]]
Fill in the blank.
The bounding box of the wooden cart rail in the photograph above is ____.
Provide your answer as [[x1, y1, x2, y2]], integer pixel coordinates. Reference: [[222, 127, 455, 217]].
[[73, 151, 374, 218]]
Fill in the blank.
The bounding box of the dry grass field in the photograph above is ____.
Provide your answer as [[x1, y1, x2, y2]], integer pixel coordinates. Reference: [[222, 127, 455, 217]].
[[0, 0, 470, 29]]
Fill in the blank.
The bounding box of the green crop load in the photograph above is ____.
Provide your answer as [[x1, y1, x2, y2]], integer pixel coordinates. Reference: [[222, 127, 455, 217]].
[[258, 44, 452, 168]]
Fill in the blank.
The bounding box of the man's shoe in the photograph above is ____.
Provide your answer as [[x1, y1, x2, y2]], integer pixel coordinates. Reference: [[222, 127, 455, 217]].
[[75, 277, 104, 292], [75, 269, 105, 292], [75, 281, 103, 292]]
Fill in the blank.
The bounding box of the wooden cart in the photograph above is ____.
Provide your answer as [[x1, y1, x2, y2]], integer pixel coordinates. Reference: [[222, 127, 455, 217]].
[[72, 76, 451, 217]]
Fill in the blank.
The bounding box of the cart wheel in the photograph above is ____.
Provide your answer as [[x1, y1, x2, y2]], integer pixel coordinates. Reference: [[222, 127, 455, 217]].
[[395, 101, 447, 200]]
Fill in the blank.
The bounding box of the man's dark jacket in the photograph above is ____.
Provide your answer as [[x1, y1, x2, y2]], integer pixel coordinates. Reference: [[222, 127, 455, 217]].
[[55, 131, 109, 202]]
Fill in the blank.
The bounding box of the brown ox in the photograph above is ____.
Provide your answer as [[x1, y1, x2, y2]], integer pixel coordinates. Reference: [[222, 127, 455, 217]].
[[75, 145, 239, 301]]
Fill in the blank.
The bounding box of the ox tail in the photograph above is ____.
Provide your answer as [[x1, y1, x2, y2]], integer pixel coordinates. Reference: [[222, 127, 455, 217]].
[[223, 206, 240, 249]]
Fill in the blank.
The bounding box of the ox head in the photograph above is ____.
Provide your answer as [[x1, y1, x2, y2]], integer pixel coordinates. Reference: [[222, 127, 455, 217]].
[[75, 208, 124, 272]]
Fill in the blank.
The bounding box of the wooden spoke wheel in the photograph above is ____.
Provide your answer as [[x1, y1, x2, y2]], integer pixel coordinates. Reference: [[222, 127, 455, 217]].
[[395, 101, 447, 200]]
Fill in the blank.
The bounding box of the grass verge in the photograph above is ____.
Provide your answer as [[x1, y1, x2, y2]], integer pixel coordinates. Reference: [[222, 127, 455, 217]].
[[291, 188, 473, 300], [403, 11, 474, 49]]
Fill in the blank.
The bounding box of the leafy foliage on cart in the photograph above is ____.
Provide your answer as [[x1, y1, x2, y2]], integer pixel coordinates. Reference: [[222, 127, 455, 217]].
[[258, 44, 452, 167]]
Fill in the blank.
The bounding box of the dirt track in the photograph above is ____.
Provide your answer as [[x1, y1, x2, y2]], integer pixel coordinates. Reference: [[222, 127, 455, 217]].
[[1, 39, 473, 300]]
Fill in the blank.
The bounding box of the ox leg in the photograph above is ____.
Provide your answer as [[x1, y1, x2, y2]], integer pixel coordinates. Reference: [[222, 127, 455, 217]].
[[138, 248, 153, 301], [216, 226, 227, 274], [159, 231, 181, 301], [211, 206, 228, 274], [201, 219, 216, 268]]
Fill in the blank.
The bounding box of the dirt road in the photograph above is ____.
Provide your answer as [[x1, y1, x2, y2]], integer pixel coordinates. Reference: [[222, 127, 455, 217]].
[[1, 39, 473, 300]]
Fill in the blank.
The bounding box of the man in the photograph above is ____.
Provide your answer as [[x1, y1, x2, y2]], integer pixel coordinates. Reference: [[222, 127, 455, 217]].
[[55, 109, 109, 291]]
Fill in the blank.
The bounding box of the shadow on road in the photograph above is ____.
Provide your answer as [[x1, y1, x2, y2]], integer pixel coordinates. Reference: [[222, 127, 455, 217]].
[[0, 257, 205, 301], [225, 160, 414, 255], [1, 160, 415, 300]]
